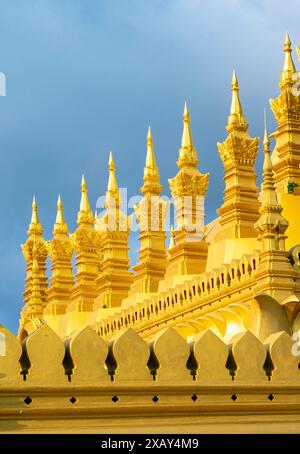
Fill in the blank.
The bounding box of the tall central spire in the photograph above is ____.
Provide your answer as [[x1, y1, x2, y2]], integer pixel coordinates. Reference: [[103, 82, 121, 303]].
[[105, 152, 120, 208], [177, 102, 198, 169], [227, 70, 248, 133]]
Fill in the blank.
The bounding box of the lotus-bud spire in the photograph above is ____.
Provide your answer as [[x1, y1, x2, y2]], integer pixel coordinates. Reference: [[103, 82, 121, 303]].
[[177, 102, 198, 169], [28, 196, 43, 235], [280, 32, 297, 87], [53, 195, 68, 235], [105, 152, 120, 208], [77, 175, 93, 225], [141, 126, 162, 196], [227, 70, 248, 133]]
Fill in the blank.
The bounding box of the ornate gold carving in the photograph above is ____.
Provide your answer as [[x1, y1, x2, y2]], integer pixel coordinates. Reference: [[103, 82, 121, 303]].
[[169, 169, 209, 198], [217, 132, 259, 167]]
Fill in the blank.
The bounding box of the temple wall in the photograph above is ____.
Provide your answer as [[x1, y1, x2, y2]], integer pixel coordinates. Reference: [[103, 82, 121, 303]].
[[0, 323, 300, 433]]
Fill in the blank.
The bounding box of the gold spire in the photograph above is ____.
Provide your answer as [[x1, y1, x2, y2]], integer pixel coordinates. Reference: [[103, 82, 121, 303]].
[[260, 113, 278, 205], [53, 195, 68, 235], [283, 32, 296, 72], [177, 102, 198, 169], [227, 70, 248, 133], [77, 175, 94, 225], [28, 196, 43, 235], [181, 102, 193, 149], [105, 152, 120, 208], [280, 32, 297, 87], [141, 126, 162, 196], [255, 114, 289, 257], [146, 126, 156, 167]]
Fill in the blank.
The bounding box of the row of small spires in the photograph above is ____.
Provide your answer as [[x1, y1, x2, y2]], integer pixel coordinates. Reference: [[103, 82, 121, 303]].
[[28, 32, 297, 239], [28, 115, 274, 238]]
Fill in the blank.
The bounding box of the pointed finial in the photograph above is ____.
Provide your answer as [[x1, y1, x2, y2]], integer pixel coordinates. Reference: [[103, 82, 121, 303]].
[[231, 69, 238, 91], [141, 127, 162, 196], [28, 196, 43, 235], [177, 102, 198, 169], [229, 70, 243, 116], [105, 152, 120, 208], [31, 196, 38, 223], [77, 175, 93, 225], [183, 101, 189, 118], [227, 70, 248, 133], [54, 195, 68, 235], [181, 101, 193, 148], [108, 151, 115, 171], [281, 32, 296, 86], [285, 31, 291, 47], [145, 126, 156, 167]]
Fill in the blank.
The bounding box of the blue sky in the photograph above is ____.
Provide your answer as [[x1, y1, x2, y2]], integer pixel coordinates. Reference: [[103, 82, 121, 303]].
[[0, 0, 299, 333]]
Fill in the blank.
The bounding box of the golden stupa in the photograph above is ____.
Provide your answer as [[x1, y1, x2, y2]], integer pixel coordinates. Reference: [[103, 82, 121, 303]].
[[0, 34, 300, 433]]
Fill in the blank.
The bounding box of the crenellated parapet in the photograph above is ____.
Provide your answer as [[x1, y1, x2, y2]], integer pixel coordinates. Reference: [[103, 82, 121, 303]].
[[1, 322, 300, 432]]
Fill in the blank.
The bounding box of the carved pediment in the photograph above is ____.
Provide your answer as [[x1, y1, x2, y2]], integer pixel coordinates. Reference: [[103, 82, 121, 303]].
[[47, 238, 73, 260], [218, 131, 259, 167], [70, 228, 100, 254], [169, 168, 209, 198], [270, 88, 300, 124], [21, 238, 48, 262]]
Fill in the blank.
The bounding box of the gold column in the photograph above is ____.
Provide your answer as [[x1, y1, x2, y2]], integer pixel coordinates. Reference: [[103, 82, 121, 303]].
[[69, 176, 99, 312], [95, 153, 133, 309], [21, 197, 48, 308], [131, 127, 167, 294], [216, 71, 260, 241], [167, 103, 209, 277], [46, 196, 74, 315], [271, 33, 300, 194], [254, 123, 294, 301], [18, 243, 44, 340], [268, 34, 300, 250]]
